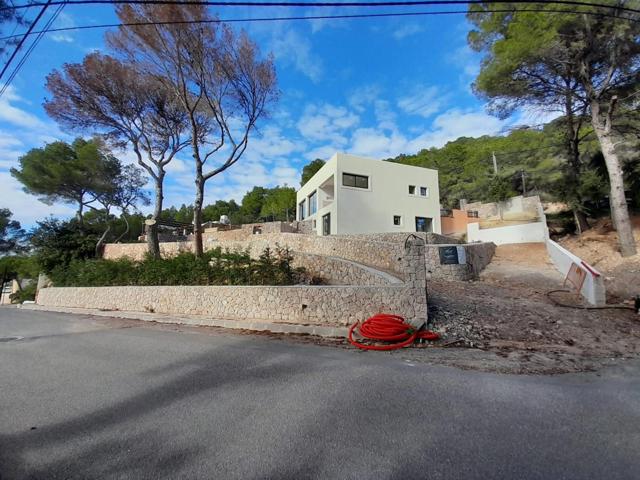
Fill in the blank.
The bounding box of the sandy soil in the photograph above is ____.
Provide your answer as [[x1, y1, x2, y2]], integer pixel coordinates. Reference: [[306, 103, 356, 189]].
[[558, 216, 640, 300]]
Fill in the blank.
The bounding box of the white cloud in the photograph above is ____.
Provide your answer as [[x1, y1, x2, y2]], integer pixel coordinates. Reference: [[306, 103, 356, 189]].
[[397, 85, 446, 118], [297, 103, 359, 145], [50, 12, 76, 43], [0, 86, 50, 130], [393, 23, 424, 40], [406, 108, 507, 152], [348, 84, 381, 112], [269, 29, 323, 82], [0, 171, 76, 227]]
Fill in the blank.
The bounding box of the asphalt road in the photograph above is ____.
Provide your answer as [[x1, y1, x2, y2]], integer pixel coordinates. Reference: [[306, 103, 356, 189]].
[[1, 307, 639, 480]]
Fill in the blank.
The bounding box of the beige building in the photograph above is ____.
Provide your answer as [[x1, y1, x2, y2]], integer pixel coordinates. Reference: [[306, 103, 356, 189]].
[[297, 153, 441, 235]]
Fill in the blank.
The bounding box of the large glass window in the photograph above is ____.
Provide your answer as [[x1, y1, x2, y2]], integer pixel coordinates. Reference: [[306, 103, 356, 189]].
[[342, 173, 369, 189], [308, 191, 317, 215], [298, 200, 306, 220]]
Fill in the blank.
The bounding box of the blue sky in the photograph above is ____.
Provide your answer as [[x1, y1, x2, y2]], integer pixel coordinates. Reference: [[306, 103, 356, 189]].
[[0, 4, 552, 227]]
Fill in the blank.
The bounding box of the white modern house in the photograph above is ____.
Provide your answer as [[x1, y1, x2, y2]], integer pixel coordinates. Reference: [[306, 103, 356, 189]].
[[296, 153, 441, 235]]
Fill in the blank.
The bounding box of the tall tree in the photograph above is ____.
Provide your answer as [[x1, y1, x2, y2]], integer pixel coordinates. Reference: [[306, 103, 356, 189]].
[[260, 186, 296, 221], [301, 159, 326, 186], [468, 2, 639, 256], [108, 5, 278, 256], [0, 208, 26, 254], [44, 52, 189, 258], [11, 138, 119, 225]]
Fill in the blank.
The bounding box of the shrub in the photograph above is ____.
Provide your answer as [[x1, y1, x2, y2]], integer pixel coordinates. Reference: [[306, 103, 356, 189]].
[[9, 283, 36, 303], [50, 245, 307, 287]]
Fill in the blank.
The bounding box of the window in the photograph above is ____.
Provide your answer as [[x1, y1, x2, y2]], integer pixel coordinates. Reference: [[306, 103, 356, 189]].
[[408, 185, 416, 195], [298, 200, 306, 220], [342, 173, 369, 189], [393, 215, 402, 226], [420, 187, 429, 197], [308, 190, 317, 215]]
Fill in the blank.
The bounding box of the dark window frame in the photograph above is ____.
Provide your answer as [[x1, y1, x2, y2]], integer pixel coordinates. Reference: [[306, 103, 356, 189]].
[[393, 215, 402, 226], [308, 190, 318, 215], [342, 172, 369, 189], [408, 185, 416, 195], [298, 199, 306, 220]]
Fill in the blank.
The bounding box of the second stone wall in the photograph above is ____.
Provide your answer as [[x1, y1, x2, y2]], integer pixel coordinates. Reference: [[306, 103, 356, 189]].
[[424, 242, 496, 281]]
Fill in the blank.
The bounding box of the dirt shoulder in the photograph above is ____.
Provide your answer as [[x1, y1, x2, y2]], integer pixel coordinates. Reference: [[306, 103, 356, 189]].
[[558, 216, 640, 301]]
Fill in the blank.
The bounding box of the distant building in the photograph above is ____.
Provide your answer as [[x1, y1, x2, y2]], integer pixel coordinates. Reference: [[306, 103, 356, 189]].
[[296, 153, 441, 235]]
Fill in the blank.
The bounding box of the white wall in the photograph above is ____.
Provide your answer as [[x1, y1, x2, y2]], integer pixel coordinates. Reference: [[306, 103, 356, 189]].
[[546, 239, 606, 306], [297, 153, 441, 235], [467, 221, 548, 245]]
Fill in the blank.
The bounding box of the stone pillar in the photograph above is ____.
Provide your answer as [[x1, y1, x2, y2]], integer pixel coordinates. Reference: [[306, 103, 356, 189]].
[[402, 236, 428, 328], [35, 273, 52, 303]]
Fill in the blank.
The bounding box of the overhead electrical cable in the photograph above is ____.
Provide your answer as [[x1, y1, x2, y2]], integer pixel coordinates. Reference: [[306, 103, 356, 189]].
[[0, 2, 64, 98], [1, 4, 638, 42], [2, 0, 640, 16], [0, 0, 52, 81]]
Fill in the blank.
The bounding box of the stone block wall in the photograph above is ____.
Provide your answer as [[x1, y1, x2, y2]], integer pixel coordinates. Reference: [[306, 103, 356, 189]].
[[292, 253, 402, 286], [424, 242, 496, 281], [39, 237, 428, 328]]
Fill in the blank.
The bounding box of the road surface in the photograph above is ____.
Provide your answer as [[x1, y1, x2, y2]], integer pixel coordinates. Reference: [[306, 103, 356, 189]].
[[1, 307, 639, 479]]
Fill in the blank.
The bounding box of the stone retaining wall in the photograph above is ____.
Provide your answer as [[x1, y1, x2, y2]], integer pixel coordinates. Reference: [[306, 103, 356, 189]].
[[36, 284, 421, 327], [424, 242, 496, 281], [105, 233, 407, 278], [292, 253, 402, 286], [39, 238, 428, 328]]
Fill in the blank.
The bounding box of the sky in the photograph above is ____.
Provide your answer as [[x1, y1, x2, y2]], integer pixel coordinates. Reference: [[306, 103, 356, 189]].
[[0, 4, 554, 228]]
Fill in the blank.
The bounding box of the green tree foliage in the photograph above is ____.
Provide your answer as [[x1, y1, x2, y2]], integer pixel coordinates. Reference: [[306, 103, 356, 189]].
[[467, 2, 639, 255], [260, 186, 296, 221], [0, 208, 26, 254], [29, 218, 100, 274], [486, 175, 516, 204], [10, 138, 121, 223], [202, 200, 241, 224], [301, 159, 325, 186], [49, 246, 306, 287], [238, 187, 268, 223]]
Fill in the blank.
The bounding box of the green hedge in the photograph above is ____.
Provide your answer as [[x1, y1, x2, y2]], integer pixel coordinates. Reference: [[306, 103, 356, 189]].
[[50, 246, 307, 287]]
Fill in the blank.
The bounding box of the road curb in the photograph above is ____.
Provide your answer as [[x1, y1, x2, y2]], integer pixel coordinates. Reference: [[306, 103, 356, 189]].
[[18, 304, 349, 338]]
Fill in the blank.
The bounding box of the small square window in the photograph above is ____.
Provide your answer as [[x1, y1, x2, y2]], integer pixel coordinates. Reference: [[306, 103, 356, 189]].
[[408, 185, 416, 195], [393, 215, 402, 226], [420, 187, 429, 197]]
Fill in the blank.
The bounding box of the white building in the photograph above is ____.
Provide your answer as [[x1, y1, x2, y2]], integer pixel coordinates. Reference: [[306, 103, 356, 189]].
[[296, 153, 441, 236]]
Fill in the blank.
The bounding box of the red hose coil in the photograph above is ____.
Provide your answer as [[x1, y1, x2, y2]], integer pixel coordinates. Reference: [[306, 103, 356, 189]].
[[348, 313, 440, 351]]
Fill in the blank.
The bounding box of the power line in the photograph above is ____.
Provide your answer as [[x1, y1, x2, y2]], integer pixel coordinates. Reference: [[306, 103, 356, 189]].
[[1, 4, 638, 42], [0, 2, 64, 98], [2, 0, 640, 16], [0, 0, 52, 81]]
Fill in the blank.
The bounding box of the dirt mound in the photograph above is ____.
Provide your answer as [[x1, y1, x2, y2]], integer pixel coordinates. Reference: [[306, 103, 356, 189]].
[[559, 216, 640, 300]]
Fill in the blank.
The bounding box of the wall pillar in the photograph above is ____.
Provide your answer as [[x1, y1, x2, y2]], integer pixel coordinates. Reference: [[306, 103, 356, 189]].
[[402, 236, 428, 327]]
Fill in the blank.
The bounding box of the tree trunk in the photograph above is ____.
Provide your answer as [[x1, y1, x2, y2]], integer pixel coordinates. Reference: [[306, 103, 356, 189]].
[[591, 108, 637, 257], [193, 177, 204, 257], [114, 213, 130, 244], [95, 224, 111, 258], [146, 176, 163, 259], [573, 210, 590, 234]]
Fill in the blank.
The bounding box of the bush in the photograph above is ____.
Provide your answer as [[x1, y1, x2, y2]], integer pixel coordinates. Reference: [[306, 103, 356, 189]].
[[10, 282, 36, 303], [50, 245, 306, 287]]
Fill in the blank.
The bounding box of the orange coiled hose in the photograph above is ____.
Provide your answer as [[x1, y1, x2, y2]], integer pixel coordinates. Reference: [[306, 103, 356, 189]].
[[348, 313, 440, 351]]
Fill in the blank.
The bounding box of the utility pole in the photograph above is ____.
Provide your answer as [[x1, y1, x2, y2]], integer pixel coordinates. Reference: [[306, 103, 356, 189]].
[[492, 152, 498, 174]]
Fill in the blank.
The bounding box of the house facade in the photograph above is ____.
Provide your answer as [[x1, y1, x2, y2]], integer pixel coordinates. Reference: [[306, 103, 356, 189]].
[[296, 153, 441, 236]]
